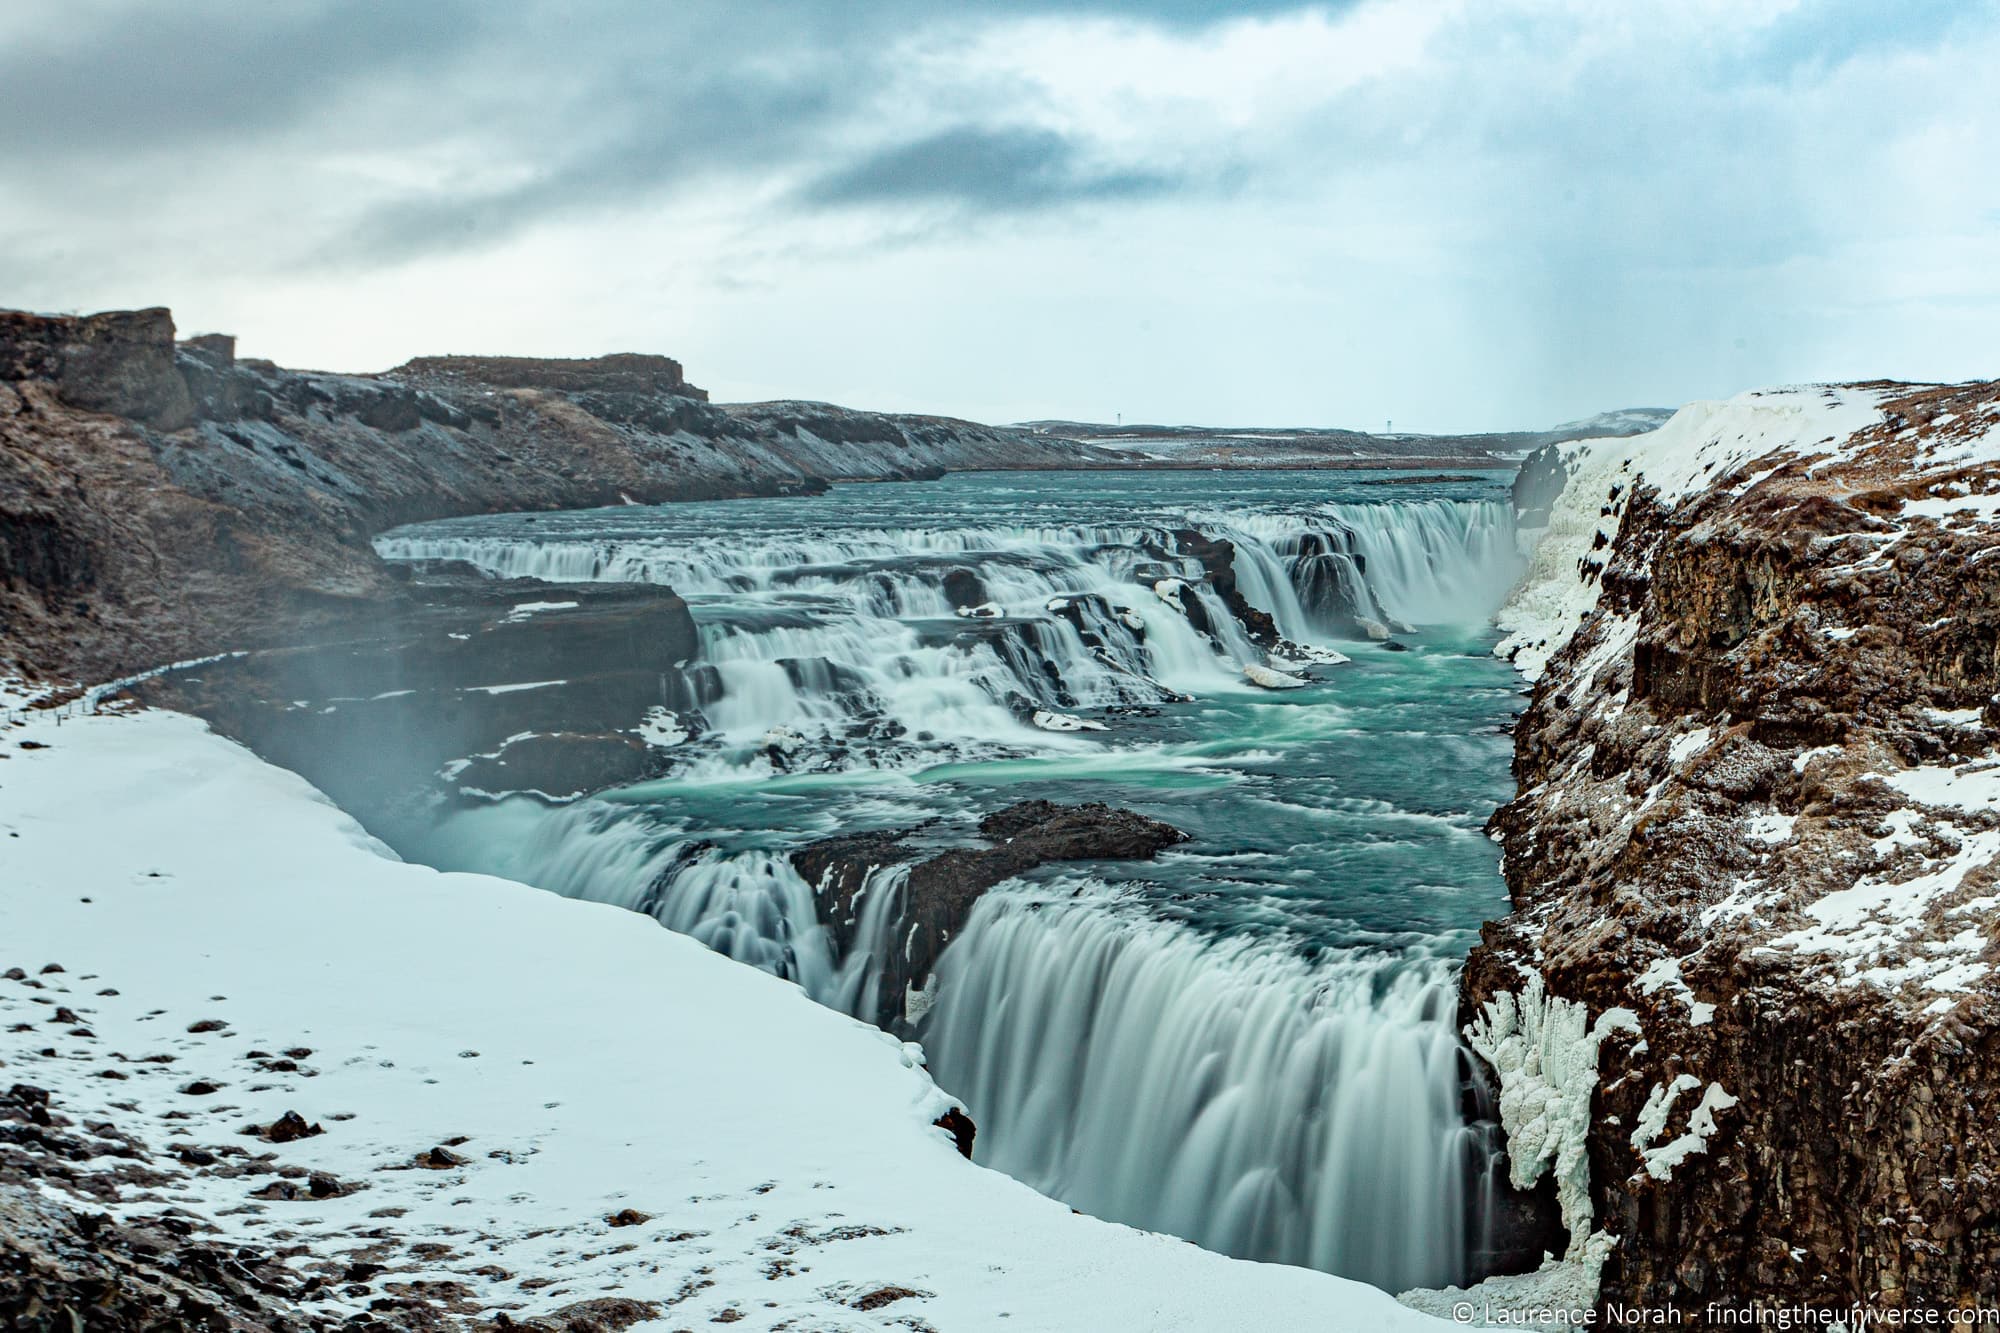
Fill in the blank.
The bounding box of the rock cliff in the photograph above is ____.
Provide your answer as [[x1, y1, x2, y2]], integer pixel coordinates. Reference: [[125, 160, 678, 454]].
[[0, 306, 1112, 683], [1465, 382, 2000, 1313]]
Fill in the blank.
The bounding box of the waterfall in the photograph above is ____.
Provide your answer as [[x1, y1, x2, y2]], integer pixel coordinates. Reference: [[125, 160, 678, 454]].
[[376, 501, 1520, 780], [379, 480, 1522, 1293], [924, 885, 1487, 1293], [402, 798, 904, 1022]]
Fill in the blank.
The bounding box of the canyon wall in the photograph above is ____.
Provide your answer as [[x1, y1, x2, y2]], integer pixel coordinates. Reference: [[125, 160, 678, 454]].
[[1466, 382, 2000, 1313], [0, 306, 1111, 682]]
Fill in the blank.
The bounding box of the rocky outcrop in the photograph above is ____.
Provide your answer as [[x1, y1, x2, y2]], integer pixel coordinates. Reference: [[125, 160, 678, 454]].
[[0, 307, 195, 430], [1466, 382, 2000, 1314], [0, 305, 1115, 683], [138, 568, 702, 843], [398, 352, 707, 400], [1172, 527, 1278, 647], [792, 800, 1189, 1031]]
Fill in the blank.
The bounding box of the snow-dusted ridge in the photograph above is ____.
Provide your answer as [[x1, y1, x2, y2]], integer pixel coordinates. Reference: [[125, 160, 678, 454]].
[[0, 701, 1439, 1329], [1496, 385, 1891, 681]]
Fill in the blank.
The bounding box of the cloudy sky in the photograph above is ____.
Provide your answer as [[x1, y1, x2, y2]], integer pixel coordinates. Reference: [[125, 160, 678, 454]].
[[4, 0, 1996, 430]]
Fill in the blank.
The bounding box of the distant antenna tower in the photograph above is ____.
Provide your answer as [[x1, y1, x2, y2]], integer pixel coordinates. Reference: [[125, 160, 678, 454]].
[[1386, 419, 1392, 434], [1116, 412, 1122, 427]]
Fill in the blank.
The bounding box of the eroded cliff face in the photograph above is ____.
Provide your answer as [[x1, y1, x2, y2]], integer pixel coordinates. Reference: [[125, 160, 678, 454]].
[[1466, 383, 2000, 1312], [0, 306, 1110, 683]]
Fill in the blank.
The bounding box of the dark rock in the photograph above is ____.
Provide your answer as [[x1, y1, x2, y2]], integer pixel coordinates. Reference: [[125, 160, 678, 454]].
[[605, 1208, 650, 1227], [258, 1111, 323, 1144], [942, 567, 988, 611], [510, 1297, 664, 1331], [399, 352, 708, 401], [1469, 379, 2000, 1315], [794, 800, 1187, 1031], [1173, 527, 1278, 647], [0, 307, 195, 430], [1510, 439, 1571, 527], [932, 1108, 976, 1159], [142, 575, 702, 839]]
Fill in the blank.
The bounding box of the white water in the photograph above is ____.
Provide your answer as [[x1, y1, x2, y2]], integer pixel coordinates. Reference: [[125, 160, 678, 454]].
[[926, 885, 1484, 1292], [378, 500, 1519, 779]]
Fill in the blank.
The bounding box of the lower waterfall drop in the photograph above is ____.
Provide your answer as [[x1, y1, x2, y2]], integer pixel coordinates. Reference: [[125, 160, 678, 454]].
[[923, 887, 1487, 1293]]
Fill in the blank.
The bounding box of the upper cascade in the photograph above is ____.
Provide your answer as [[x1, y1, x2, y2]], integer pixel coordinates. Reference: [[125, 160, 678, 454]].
[[376, 498, 1521, 780]]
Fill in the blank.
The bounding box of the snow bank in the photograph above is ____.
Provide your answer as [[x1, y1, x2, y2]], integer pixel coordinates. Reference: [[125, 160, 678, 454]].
[[0, 706, 1438, 1330]]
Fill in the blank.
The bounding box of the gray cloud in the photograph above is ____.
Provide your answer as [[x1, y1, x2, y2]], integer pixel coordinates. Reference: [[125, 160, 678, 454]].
[[0, 0, 488, 159], [320, 74, 857, 267], [0, 0, 1991, 430], [801, 125, 1178, 211]]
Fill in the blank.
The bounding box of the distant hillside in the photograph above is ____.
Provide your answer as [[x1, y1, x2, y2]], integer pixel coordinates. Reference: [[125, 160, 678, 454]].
[[1017, 408, 1674, 470]]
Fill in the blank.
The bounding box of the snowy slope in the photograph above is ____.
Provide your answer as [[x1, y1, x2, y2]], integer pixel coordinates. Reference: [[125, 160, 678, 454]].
[[0, 703, 1441, 1331]]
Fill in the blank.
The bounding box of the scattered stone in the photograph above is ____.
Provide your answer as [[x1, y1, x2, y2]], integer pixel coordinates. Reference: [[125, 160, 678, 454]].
[[256, 1110, 324, 1144], [606, 1208, 650, 1227], [851, 1286, 929, 1311]]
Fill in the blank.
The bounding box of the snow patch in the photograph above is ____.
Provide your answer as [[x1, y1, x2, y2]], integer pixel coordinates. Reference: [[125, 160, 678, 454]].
[[1632, 1081, 1738, 1181], [1497, 387, 1893, 682], [635, 705, 689, 748], [1634, 956, 1715, 1026], [1745, 813, 1797, 846], [502, 600, 579, 621], [1242, 663, 1310, 690]]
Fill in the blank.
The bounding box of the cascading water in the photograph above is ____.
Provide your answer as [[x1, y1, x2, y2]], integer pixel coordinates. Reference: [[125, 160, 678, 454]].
[[378, 469, 1528, 1294], [925, 884, 1486, 1292]]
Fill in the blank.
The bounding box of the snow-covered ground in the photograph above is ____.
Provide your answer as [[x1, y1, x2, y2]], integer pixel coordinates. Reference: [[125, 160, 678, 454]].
[[0, 701, 1442, 1330]]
